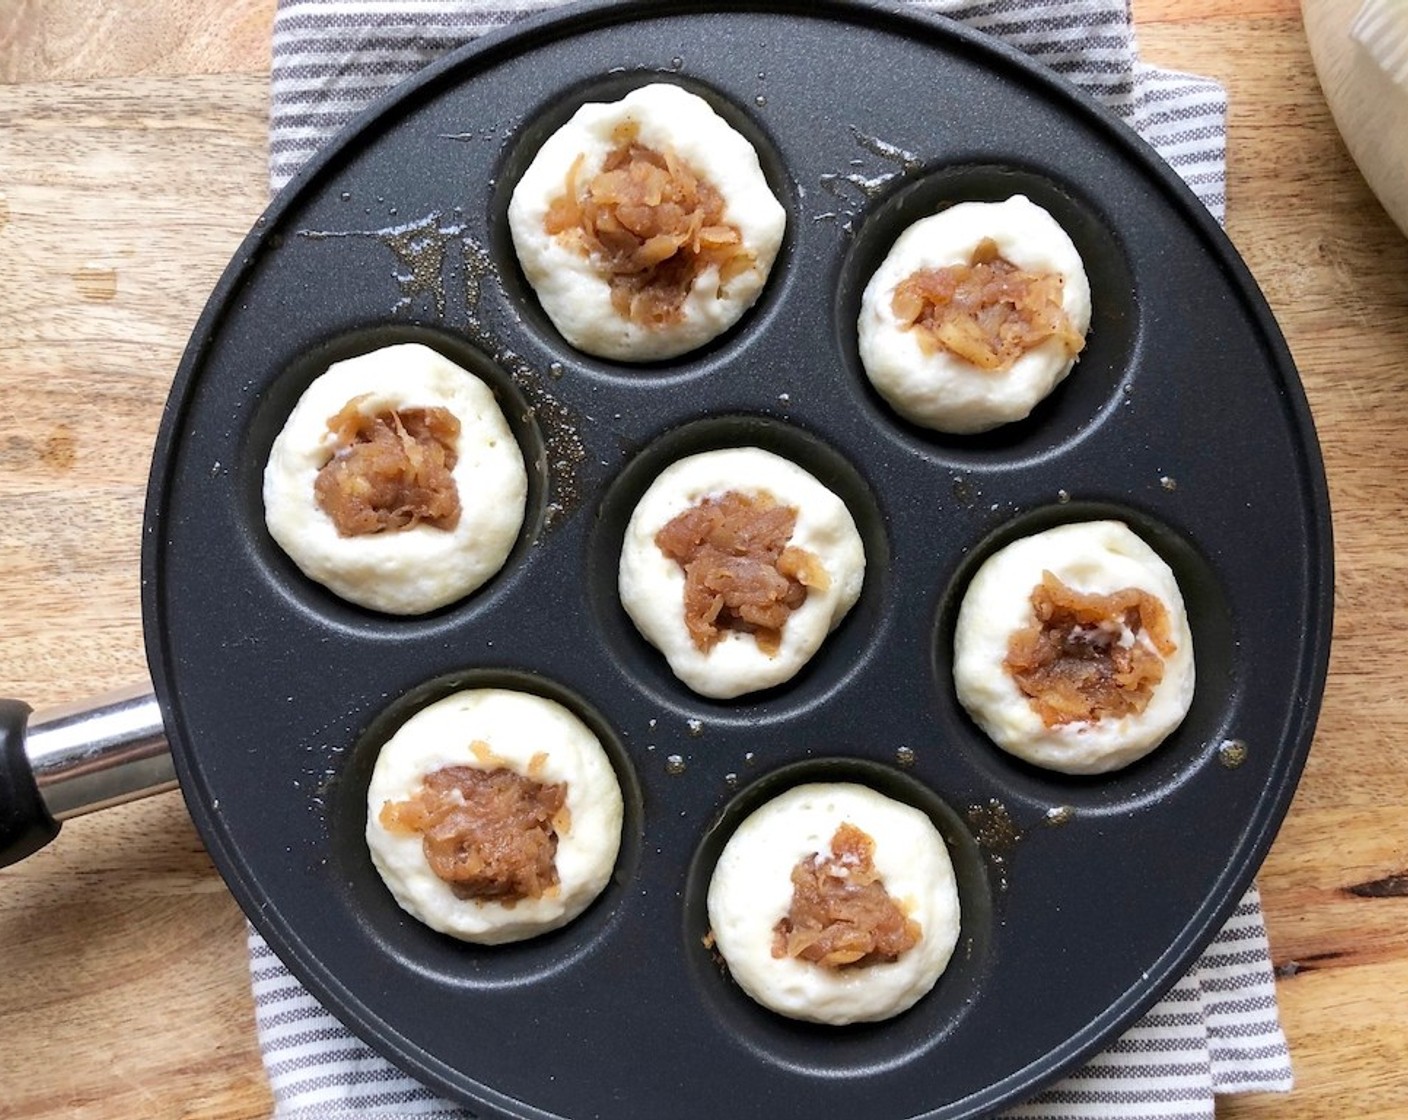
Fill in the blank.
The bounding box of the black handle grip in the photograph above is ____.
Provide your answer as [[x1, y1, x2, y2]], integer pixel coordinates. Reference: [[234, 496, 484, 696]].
[[0, 700, 59, 869]]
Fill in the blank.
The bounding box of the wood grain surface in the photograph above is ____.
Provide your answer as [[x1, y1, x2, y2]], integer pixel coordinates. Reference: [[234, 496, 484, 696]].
[[1, 1, 1405, 1117]]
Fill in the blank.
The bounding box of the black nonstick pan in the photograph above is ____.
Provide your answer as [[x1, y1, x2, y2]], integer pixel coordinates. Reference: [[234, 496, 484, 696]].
[[0, 2, 1333, 1117]]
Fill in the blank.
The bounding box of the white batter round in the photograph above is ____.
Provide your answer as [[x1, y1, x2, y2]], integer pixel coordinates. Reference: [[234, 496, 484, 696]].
[[508, 82, 787, 361], [954, 520, 1196, 774], [707, 782, 961, 1025], [365, 688, 624, 944], [618, 447, 865, 699], [858, 195, 1092, 434], [263, 343, 528, 615]]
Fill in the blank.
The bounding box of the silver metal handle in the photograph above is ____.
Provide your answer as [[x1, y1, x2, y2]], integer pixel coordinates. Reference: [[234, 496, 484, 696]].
[[26, 683, 175, 821]]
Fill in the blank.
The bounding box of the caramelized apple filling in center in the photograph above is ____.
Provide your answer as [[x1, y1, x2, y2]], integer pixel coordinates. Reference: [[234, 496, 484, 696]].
[[772, 822, 922, 969], [891, 237, 1085, 371], [543, 122, 755, 327], [654, 490, 830, 656], [314, 399, 461, 537], [1004, 571, 1176, 727], [379, 758, 568, 904]]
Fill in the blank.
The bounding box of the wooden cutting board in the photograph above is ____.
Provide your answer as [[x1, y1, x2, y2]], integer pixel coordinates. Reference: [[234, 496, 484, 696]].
[[1, 1, 1406, 1116]]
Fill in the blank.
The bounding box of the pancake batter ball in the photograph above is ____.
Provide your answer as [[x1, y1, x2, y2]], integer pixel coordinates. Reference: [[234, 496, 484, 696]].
[[366, 688, 624, 944], [954, 520, 1195, 775], [263, 343, 528, 615], [707, 782, 961, 1025], [508, 82, 787, 361], [618, 448, 865, 699], [858, 195, 1092, 434]]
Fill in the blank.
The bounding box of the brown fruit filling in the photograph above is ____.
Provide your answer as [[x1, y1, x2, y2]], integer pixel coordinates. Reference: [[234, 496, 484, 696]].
[[891, 237, 1085, 371], [1004, 571, 1177, 727], [379, 758, 568, 904], [314, 398, 461, 537], [654, 490, 830, 656], [772, 822, 922, 969], [543, 122, 755, 327]]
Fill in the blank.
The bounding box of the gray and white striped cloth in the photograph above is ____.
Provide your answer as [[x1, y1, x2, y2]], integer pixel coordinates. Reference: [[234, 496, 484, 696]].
[[255, 2, 1291, 1116]]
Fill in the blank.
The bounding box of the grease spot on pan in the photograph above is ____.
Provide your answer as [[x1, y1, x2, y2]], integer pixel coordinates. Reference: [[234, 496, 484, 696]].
[[441, 125, 502, 142], [460, 232, 493, 316], [966, 798, 1022, 891], [298, 211, 492, 319], [491, 347, 587, 532], [1217, 738, 1248, 769], [952, 475, 979, 506], [816, 128, 924, 232], [1044, 805, 1074, 827]]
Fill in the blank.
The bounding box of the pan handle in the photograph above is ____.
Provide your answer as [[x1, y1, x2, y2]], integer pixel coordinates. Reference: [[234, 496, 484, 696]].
[[0, 684, 174, 869]]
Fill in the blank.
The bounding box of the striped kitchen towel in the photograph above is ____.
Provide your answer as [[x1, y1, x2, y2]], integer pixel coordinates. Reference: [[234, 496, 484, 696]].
[[255, 2, 1291, 1117]]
